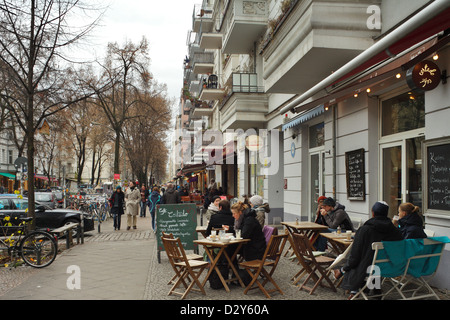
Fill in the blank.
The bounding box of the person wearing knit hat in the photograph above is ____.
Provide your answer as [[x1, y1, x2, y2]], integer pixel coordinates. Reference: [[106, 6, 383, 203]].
[[249, 195, 270, 228], [333, 200, 403, 298], [249, 195, 263, 207]]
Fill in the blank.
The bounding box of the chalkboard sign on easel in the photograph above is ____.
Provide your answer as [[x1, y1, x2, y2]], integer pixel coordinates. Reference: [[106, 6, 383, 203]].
[[345, 148, 366, 201], [156, 203, 198, 263], [423, 138, 450, 215]]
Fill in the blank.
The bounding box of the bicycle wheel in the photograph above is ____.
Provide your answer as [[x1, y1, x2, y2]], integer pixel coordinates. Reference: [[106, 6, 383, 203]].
[[20, 231, 57, 268]]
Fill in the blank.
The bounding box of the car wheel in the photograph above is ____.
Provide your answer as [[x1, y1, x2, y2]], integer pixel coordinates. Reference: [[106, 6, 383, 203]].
[[63, 218, 80, 238]]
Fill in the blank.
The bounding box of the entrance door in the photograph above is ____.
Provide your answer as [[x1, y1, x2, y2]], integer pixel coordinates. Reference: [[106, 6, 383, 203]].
[[380, 136, 424, 217], [309, 151, 325, 221]]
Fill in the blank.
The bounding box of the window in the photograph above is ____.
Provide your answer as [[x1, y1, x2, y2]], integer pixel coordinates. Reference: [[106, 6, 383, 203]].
[[8, 150, 13, 164], [381, 90, 424, 136], [309, 123, 324, 148], [0, 199, 10, 210], [12, 198, 28, 210]]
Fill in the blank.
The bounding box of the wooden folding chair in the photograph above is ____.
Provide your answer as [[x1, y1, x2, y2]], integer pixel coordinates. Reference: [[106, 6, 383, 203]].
[[293, 233, 336, 295], [181, 196, 191, 203], [162, 232, 203, 285], [239, 233, 288, 298], [161, 237, 209, 299]]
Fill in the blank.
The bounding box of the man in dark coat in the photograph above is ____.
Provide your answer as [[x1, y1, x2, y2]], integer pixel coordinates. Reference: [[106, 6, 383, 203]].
[[320, 197, 355, 231], [109, 186, 125, 231], [241, 207, 267, 261], [335, 201, 403, 296], [161, 183, 181, 204]]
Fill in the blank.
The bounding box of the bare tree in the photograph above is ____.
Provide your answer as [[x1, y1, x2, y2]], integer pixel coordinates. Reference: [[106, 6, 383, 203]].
[[0, 0, 104, 226], [91, 37, 155, 177]]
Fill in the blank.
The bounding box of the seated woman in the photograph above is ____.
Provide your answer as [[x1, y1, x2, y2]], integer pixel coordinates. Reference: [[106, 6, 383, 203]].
[[205, 199, 235, 237], [231, 201, 266, 261], [393, 202, 427, 239]]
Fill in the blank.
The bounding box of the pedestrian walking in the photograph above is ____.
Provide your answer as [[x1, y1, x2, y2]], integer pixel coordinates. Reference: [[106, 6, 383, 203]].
[[109, 186, 125, 230], [161, 183, 181, 204], [148, 187, 161, 232], [125, 181, 141, 230], [140, 185, 149, 217]]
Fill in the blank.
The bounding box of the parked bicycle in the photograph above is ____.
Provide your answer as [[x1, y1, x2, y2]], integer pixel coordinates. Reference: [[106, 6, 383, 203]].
[[0, 214, 58, 268]]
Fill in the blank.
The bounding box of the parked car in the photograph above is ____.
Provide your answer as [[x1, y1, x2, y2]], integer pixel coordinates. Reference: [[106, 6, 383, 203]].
[[35, 192, 57, 209], [0, 195, 94, 234]]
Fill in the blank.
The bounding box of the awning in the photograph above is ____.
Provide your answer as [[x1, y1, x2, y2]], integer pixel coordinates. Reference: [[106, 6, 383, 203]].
[[177, 163, 207, 176], [279, 0, 450, 115], [0, 172, 16, 179], [282, 105, 324, 131], [35, 175, 58, 182], [291, 32, 450, 115]]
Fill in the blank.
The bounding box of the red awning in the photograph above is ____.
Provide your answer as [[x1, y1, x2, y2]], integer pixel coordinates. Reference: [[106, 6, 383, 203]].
[[334, 7, 450, 85]]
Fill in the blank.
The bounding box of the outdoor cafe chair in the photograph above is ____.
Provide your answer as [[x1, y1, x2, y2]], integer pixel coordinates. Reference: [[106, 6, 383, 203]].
[[181, 196, 191, 203], [161, 236, 209, 300], [239, 233, 288, 299], [351, 237, 450, 300], [292, 233, 337, 295], [161, 232, 203, 285]]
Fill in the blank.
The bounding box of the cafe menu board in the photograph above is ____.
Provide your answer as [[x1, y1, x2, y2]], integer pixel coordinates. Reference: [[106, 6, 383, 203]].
[[156, 203, 198, 263], [345, 148, 366, 201], [423, 138, 450, 214]]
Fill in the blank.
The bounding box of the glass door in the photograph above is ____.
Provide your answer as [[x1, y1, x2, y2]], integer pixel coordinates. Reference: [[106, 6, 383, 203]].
[[380, 136, 424, 218], [310, 151, 325, 221], [381, 144, 402, 218]]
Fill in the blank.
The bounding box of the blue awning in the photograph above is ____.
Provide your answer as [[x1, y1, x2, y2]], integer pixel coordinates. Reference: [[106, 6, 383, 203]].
[[282, 105, 324, 131]]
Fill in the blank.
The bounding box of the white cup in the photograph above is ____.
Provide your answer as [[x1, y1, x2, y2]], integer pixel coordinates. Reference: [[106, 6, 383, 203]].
[[346, 230, 352, 240], [236, 230, 241, 239]]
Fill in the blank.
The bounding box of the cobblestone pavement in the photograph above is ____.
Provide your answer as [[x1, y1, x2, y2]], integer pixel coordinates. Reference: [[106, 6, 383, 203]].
[[1, 213, 449, 301]]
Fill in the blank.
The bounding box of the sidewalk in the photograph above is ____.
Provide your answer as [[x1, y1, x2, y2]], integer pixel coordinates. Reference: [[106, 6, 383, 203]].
[[1, 213, 449, 301]]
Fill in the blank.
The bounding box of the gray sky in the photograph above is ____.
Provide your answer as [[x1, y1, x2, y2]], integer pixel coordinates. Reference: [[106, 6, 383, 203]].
[[79, 0, 198, 103]]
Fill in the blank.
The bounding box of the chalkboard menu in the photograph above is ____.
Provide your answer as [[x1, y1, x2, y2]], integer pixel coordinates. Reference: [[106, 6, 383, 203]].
[[156, 203, 198, 263], [345, 148, 366, 200], [423, 138, 450, 213]]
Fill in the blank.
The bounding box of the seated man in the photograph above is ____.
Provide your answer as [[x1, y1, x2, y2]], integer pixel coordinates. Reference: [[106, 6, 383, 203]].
[[334, 201, 403, 298], [320, 197, 354, 231]]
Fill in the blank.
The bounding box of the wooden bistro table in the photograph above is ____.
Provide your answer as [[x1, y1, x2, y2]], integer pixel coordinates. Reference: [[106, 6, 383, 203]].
[[281, 221, 329, 250], [319, 231, 354, 255], [196, 225, 208, 238], [194, 237, 250, 292]]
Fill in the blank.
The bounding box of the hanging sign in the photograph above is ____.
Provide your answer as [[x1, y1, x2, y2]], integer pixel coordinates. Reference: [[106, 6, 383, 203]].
[[406, 60, 441, 91]]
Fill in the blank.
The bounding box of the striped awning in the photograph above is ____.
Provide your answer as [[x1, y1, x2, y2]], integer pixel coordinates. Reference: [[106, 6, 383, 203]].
[[282, 105, 324, 131]]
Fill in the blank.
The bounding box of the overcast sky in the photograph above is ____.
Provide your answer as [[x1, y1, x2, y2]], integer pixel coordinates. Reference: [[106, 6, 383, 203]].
[[79, 0, 198, 104]]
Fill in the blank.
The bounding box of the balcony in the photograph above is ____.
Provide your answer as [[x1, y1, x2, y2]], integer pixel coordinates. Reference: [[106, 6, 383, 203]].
[[262, 0, 381, 94], [199, 32, 222, 50], [220, 73, 267, 131], [222, 0, 269, 54], [198, 74, 225, 101], [192, 4, 214, 33], [192, 52, 215, 75]]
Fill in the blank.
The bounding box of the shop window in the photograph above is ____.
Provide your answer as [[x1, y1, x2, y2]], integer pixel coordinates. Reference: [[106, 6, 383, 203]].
[[309, 123, 324, 148], [381, 90, 424, 136]]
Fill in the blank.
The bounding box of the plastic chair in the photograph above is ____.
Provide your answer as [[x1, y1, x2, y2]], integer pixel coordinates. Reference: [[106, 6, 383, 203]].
[[239, 233, 288, 298]]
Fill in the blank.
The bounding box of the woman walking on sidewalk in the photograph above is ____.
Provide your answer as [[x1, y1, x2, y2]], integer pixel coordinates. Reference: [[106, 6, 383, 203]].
[[125, 181, 141, 230], [109, 186, 125, 230]]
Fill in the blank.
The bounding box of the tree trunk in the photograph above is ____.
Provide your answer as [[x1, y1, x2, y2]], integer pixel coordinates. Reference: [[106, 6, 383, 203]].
[[114, 129, 121, 175]]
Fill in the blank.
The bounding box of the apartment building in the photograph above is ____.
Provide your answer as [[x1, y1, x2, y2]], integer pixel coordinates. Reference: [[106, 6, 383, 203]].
[[176, 0, 450, 288]]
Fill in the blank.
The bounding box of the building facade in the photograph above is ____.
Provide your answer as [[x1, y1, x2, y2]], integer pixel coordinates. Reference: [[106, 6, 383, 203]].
[[176, 0, 450, 289]]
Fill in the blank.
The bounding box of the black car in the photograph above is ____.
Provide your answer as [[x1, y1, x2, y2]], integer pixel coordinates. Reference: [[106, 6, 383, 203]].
[[0, 195, 94, 233]]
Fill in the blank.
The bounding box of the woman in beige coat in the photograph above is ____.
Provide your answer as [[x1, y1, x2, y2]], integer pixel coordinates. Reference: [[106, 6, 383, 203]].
[[125, 181, 141, 230]]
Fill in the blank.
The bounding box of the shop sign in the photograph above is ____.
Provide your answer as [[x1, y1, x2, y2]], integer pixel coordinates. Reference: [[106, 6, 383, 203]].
[[407, 60, 441, 91]]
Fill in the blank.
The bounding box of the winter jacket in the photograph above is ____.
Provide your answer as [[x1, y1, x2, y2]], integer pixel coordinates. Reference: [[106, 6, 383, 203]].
[[398, 212, 427, 239], [254, 203, 270, 228], [148, 191, 161, 214], [206, 209, 235, 237], [109, 191, 125, 215], [342, 216, 403, 291], [241, 208, 267, 261], [323, 203, 355, 231], [161, 188, 181, 204], [205, 203, 219, 221], [125, 187, 141, 216]]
